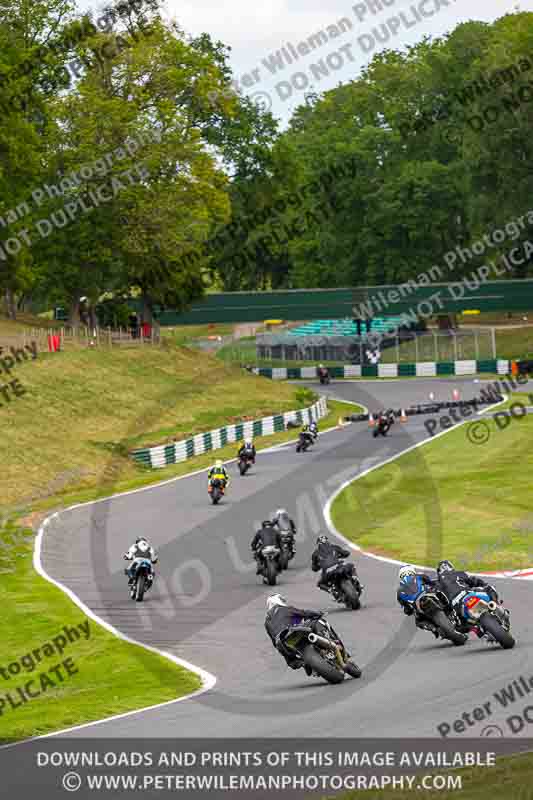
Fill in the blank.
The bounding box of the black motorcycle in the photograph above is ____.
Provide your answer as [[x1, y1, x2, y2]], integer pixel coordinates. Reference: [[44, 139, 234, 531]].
[[322, 562, 362, 610], [373, 414, 393, 438], [260, 544, 282, 586], [126, 558, 153, 603], [412, 588, 467, 645], [238, 453, 254, 476], [296, 431, 313, 452], [208, 478, 226, 504], [454, 588, 515, 649], [279, 615, 361, 684], [319, 372, 331, 385]]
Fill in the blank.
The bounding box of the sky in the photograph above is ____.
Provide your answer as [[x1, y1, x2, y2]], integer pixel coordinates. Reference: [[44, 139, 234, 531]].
[[80, 0, 533, 124]]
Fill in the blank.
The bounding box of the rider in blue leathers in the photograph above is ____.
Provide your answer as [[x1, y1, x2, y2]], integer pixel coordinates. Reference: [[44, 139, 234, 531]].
[[396, 564, 440, 636]]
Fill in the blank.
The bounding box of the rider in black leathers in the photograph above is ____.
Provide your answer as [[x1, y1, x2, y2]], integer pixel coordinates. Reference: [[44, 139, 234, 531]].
[[435, 560, 499, 630], [265, 594, 322, 672], [251, 521, 282, 574], [311, 535, 351, 592], [238, 439, 256, 463]]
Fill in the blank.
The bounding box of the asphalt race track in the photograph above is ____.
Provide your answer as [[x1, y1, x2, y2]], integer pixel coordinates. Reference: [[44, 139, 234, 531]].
[[41, 378, 533, 740]]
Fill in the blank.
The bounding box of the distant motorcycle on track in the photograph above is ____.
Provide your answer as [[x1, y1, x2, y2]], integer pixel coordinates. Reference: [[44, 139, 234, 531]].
[[321, 562, 363, 610]]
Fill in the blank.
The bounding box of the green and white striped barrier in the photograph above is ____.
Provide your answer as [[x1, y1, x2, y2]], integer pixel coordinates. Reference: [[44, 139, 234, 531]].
[[132, 396, 329, 469], [253, 360, 510, 380]]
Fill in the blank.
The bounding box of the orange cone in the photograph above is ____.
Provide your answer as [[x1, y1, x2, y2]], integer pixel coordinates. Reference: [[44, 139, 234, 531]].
[[369, 413, 375, 427], [400, 409, 407, 422]]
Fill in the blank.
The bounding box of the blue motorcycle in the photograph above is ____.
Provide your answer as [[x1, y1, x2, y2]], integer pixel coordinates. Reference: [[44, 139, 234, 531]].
[[126, 558, 153, 602], [457, 590, 515, 649]]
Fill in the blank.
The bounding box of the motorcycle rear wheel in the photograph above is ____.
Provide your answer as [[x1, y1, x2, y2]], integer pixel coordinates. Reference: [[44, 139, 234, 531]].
[[480, 612, 515, 649], [279, 551, 290, 571], [266, 560, 278, 586], [344, 660, 362, 679], [136, 575, 146, 602], [302, 645, 344, 684], [340, 579, 361, 610]]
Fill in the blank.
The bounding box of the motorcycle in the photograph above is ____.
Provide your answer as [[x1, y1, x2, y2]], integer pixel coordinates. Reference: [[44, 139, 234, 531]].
[[260, 544, 282, 586], [309, 423, 319, 443], [373, 414, 393, 438], [126, 558, 153, 603], [276, 515, 296, 570], [238, 452, 254, 476], [322, 562, 363, 610], [456, 589, 515, 649], [279, 615, 362, 684], [296, 431, 313, 452], [208, 478, 226, 505], [412, 586, 467, 645], [319, 371, 331, 385]]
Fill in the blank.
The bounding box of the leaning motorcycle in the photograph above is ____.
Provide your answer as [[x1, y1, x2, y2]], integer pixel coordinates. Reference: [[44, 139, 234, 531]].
[[208, 478, 226, 505], [373, 416, 392, 438], [260, 544, 282, 586], [280, 615, 361, 684], [323, 562, 362, 610], [127, 558, 153, 603], [296, 432, 313, 452], [412, 587, 467, 645], [456, 589, 515, 649]]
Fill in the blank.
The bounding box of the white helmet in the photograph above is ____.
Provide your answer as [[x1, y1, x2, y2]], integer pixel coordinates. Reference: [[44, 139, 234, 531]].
[[266, 594, 287, 612], [399, 565, 416, 581], [215, 459, 223, 469]]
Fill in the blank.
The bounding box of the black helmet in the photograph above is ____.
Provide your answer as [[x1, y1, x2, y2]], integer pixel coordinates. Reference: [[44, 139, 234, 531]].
[[317, 535, 328, 545], [437, 560, 455, 576], [262, 520, 275, 528]]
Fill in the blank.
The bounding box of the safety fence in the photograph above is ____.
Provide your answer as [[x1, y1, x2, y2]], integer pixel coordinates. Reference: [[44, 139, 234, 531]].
[[251, 359, 510, 380], [132, 396, 329, 469]]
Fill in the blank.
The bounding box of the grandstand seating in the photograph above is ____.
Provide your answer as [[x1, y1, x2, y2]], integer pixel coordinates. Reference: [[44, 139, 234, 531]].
[[288, 318, 405, 337]]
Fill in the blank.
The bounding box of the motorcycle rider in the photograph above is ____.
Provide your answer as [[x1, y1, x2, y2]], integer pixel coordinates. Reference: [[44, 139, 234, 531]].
[[272, 508, 296, 558], [251, 521, 283, 574], [264, 594, 322, 674], [300, 423, 315, 448], [397, 564, 441, 637], [311, 534, 351, 592], [309, 420, 319, 440], [207, 459, 230, 488], [238, 438, 256, 463], [435, 560, 499, 629], [123, 537, 158, 586]]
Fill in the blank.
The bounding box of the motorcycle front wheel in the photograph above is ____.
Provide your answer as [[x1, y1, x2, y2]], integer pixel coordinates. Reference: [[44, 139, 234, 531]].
[[266, 560, 278, 586], [432, 610, 467, 645], [136, 575, 146, 602]]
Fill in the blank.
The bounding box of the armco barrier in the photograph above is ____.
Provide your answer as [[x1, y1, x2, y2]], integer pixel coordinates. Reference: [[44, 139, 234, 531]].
[[132, 396, 329, 469], [253, 360, 509, 380]]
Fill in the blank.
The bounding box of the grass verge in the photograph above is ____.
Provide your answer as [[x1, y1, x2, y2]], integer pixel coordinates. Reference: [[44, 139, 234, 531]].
[[331, 751, 533, 800], [0, 518, 201, 741], [330, 407, 533, 571]]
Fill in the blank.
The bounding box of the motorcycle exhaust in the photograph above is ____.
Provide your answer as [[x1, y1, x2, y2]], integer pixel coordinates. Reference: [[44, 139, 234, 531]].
[[308, 632, 334, 650], [488, 601, 498, 611]]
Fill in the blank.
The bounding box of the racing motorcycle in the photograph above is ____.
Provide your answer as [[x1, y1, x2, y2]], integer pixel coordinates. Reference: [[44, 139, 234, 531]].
[[279, 614, 361, 684], [412, 585, 468, 645], [260, 544, 282, 586], [127, 558, 153, 603], [373, 412, 394, 438], [208, 478, 226, 505], [296, 431, 313, 452], [276, 512, 296, 570], [456, 589, 515, 649], [238, 452, 254, 476], [309, 422, 319, 443], [322, 562, 363, 610], [318, 368, 331, 385]]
